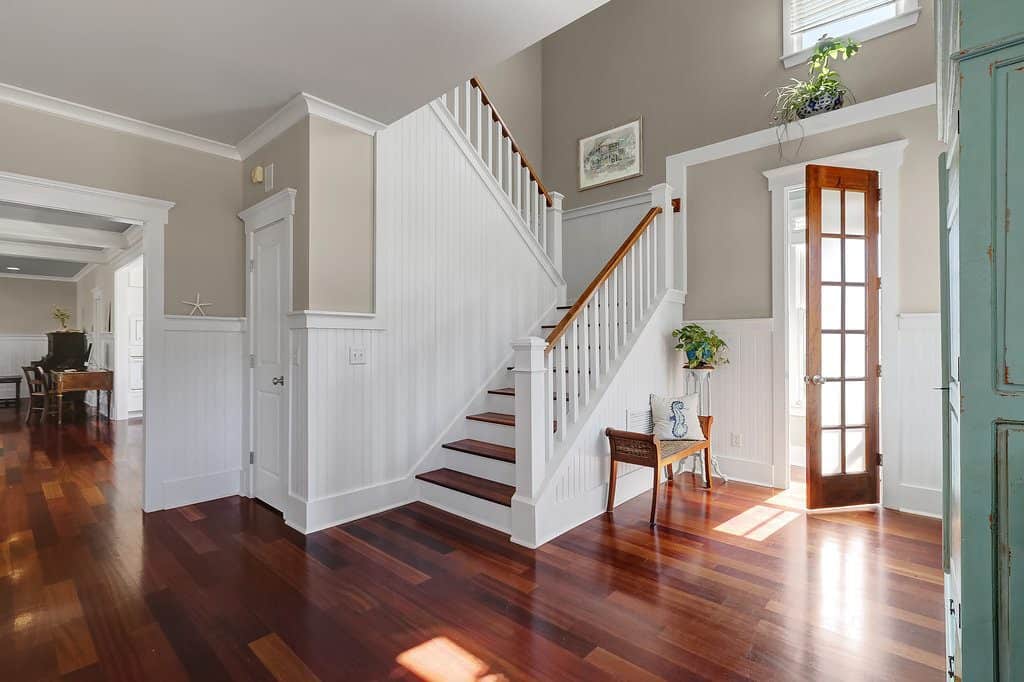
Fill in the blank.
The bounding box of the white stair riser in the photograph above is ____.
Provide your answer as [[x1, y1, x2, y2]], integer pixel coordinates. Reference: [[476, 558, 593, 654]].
[[465, 419, 515, 446], [417, 481, 511, 533], [485, 392, 516, 412], [443, 450, 515, 485]]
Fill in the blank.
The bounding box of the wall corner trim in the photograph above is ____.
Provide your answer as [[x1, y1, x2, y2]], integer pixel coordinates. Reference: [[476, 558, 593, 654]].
[[286, 310, 387, 330]]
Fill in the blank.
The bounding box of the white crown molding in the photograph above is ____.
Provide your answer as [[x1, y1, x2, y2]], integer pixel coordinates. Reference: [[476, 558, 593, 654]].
[[0, 82, 241, 160], [236, 92, 386, 160], [238, 188, 297, 230], [667, 84, 935, 172], [73, 263, 97, 283], [0, 272, 77, 282]]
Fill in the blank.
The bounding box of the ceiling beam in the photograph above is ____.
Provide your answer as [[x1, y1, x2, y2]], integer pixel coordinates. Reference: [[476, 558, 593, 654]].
[[0, 239, 109, 264], [0, 217, 128, 249]]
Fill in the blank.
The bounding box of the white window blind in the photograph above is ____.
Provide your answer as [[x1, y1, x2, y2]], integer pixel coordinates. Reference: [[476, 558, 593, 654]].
[[789, 0, 896, 35]]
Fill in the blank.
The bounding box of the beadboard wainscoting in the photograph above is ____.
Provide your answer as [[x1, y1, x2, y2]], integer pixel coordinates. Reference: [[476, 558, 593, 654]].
[[683, 318, 776, 486], [562, 193, 654, 300], [0, 334, 46, 398], [524, 293, 684, 546], [157, 316, 246, 509], [282, 100, 564, 533], [891, 312, 942, 516]]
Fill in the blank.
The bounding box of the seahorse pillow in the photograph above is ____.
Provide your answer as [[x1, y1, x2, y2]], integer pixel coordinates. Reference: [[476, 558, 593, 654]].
[[650, 393, 705, 441]]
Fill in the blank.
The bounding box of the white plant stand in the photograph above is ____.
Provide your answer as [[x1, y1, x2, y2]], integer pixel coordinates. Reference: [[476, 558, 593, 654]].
[[684, 367, 729, 484]]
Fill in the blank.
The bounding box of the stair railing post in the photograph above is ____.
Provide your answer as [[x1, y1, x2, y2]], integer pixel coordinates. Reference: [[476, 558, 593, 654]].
[[548, 191, 565, 303], [512, 337, 547, 499], [649, 183, 674, 293]]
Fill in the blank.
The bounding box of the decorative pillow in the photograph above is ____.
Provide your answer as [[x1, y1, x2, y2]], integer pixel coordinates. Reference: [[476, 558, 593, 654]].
[[650, 393, 705, 441]]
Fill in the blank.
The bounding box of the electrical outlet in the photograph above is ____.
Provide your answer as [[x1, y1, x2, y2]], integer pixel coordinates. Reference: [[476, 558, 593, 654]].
[[349, 346, 367, 365], [730, 432, 744, 448]]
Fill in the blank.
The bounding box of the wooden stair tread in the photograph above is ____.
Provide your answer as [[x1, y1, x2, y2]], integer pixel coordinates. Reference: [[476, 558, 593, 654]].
[[467, 412, 557, 431], [416, 468, 514, 506], [488, 387, 515, 396], [442, 438, 515, 463]]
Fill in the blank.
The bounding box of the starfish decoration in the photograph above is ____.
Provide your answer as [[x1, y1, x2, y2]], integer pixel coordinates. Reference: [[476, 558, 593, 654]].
[[181, 293, 213, 317]]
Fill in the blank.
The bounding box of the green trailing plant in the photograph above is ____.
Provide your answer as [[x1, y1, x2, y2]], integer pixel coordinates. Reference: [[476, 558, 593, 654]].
[[52, 306, 72, 330], [769, 36, 861, 126], [672, 324, 729, 369]]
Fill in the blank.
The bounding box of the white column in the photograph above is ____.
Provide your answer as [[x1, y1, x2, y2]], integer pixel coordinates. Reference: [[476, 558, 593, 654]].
[[649, 183, 674, 293], [512, 337, 547, 499], [548, 191, 565, 293]]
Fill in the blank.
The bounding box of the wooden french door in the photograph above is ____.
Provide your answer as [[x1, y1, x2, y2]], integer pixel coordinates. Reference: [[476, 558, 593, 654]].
[[805, 165, 880, 509]]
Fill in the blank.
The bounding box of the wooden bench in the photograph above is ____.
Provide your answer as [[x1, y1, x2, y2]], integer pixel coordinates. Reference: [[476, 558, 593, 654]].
[[0, 375, 22, 407], [605, 412, 713, 527]]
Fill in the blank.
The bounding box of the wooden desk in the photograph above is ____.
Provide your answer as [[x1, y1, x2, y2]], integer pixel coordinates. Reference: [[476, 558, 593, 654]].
[[0, 375, 21, 408], [50, 370, 112, 425]]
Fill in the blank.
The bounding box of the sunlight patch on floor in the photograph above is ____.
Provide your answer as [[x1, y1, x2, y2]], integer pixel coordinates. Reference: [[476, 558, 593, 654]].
[[396, 637, 507, 682], [714, 504, 801, 541]]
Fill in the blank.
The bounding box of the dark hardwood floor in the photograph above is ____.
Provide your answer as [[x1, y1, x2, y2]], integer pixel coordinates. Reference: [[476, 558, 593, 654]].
[[0, 403, 945, 680]]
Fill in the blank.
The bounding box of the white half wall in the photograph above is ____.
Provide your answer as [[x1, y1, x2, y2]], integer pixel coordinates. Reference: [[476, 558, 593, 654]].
[[286, 102, 562, 533], [157, 316, 245, 509], [0, 334, 46, 398]]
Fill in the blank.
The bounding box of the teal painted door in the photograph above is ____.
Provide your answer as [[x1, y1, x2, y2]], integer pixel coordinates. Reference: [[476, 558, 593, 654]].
[[943, 5, 1024, 674]]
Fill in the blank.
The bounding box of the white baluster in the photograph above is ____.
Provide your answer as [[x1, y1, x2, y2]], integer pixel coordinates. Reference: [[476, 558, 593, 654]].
[[611, 268, 620, 358], [544, 350, 555, 460], [568, 320, 580, 423], [514, 153, 521, 211], [452, 87, 460, 125], [474, 87, 483, 153], [557, 337, 567, 442], [601, 280, 611, 372], [591, 292, 601, 387], [650, 184, 674, 292], [581, 304, 590, 405], [505, 138, 513, 198], [540, 193, 548, 252], [487, 106, 494, 174], [526, 179, 535, 235], [630, 247, 637, 331], [548, 192, 564, 283], [463, 81, 472, 137], [440, 92, 447, 107], [496, 123, 504, 189]]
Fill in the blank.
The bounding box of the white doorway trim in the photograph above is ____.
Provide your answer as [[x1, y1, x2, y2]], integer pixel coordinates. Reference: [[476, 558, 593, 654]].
[[764, 139, 908, 494], [0, 170, 173, 511], [238, 189, 296, 514], [113, 252, 144, 420]]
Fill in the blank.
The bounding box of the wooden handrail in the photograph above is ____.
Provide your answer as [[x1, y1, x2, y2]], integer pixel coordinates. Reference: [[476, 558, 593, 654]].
[[544, 206, 662, 351], [470, 77, 553, 207]]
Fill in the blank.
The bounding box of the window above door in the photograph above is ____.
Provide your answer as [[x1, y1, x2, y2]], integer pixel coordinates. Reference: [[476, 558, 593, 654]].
[[781, 0, 921, 68]]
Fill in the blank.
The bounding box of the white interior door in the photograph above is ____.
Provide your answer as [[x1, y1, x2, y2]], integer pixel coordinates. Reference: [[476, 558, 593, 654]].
[[252, 219, 289, 512], [127, 260, 144, 413]]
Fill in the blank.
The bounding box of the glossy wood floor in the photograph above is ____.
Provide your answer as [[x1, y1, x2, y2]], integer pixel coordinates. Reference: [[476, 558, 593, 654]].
[[0, 404, 945, 681]]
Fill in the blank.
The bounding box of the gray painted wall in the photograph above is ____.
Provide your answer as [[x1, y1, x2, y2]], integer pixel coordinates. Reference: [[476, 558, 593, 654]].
[[476, 42, 545, 174], [0, 278, 77, 334]]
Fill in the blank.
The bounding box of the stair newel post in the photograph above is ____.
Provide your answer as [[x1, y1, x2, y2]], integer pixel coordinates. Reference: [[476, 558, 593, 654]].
[[548, 192, 565, 301], [649, 183, 674, 293], [512, 337, 548, 499]]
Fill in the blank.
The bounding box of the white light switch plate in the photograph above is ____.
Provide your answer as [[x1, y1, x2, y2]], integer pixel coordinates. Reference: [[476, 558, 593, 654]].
[[349, 346, 367, 365]]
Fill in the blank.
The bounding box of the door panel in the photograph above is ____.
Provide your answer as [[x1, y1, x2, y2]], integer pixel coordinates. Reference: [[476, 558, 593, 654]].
[[805, 165, 880, 509], [252, 220, 289, 512]]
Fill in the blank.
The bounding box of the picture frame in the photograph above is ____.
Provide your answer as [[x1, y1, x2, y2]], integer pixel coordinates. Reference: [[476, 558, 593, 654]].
[[577, 117, 643, 191]]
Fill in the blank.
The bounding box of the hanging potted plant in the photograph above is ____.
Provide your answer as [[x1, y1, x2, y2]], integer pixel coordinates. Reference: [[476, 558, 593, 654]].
[[769, 36, 861, 126], [671, 324, 729, 370]]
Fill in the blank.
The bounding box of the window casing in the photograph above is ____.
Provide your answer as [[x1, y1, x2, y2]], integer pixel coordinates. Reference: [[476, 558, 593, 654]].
[[781, 0, 921, 68]]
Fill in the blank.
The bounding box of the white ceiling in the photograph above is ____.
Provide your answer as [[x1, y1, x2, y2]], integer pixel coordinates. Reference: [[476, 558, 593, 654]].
[[0, 1, 605, 145]]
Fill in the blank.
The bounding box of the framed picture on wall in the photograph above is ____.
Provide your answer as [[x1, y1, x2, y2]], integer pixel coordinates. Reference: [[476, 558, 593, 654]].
[[577, 118, 643, 191]]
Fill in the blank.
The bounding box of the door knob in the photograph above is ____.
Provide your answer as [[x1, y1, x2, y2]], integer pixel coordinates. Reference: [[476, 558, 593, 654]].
[[272, 376, 285, 386], [804, 375, 825, 385]]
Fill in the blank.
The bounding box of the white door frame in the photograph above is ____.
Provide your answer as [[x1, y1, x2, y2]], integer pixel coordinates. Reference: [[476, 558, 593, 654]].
[[239, 189, 295, 513], [764, 140, 908, 495], [0, 170, 173, 511], [112, 251, 144, 420]]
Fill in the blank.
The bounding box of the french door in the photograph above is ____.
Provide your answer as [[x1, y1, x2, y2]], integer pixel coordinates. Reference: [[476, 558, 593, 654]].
[[805, 165, 880, 509]]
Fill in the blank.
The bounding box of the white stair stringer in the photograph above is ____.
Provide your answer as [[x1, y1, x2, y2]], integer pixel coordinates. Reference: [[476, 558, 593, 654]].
[[511, 289, 685, 548]]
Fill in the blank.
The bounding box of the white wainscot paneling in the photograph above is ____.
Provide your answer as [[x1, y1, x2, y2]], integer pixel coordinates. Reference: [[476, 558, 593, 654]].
[[687, 318, 775, 486], [0, 335, 46, 398], [562, 193, 652, 300], [529, 296, 684, 546], [288, 102, 562, 533], [891, 313, 942, 516], [158, 320, 245, 509]]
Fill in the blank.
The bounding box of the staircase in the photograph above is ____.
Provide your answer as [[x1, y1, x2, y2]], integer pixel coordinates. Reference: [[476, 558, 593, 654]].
[[414, 77, 678, 544]]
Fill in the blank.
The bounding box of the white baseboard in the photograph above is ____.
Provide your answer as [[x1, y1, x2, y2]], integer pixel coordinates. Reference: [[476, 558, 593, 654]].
[[889, 482, 942, 518], [161, 469, 241, 509], [287, 477, 415, 534], [714, 456, 774, 487]]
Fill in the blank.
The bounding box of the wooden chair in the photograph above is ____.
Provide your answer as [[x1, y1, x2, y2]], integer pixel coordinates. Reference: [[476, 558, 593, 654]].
[[605, 414, 713, 527], [23, 366, 49, 423]]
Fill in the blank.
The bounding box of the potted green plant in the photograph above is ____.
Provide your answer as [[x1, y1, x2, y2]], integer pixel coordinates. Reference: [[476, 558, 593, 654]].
[[769, 36, 860, 125], [52, 306, 72, 331], [671, 324, 729, 369]]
